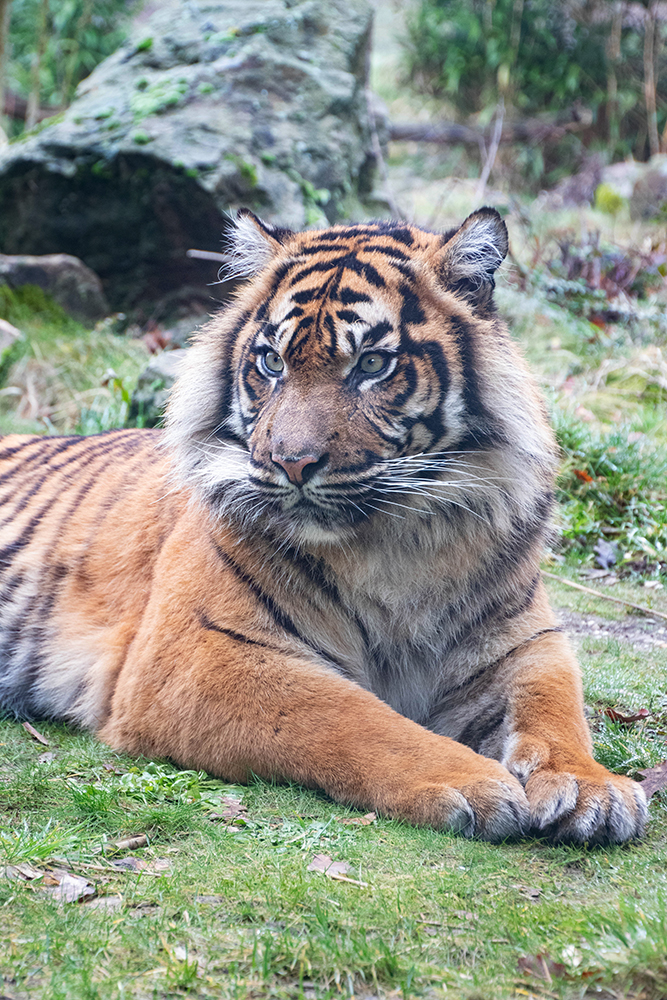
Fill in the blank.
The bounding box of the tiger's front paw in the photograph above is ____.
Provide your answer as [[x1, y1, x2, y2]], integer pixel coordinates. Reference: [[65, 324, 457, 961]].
[[413, 771, 530, 842], [523, 769, 647, 845]]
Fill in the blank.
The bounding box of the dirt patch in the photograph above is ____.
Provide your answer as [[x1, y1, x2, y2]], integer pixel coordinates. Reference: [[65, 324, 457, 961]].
[[558, 607, 667, 652]]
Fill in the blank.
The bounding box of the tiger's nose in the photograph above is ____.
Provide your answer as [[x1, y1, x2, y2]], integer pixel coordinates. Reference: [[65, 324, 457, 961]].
[[271, 453, 322, 486]]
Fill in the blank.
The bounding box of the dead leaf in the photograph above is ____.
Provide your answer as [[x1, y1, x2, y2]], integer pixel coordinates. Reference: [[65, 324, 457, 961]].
[[102, 762, 125, 775], [338, 812, 376, 826], [517, 952, 567, 983], [603, 707, 650, 724], [207, 797, 247, 821], [112, 857, 147, 873], [573, 468, 593, 483], [3, 862, 43, 881], [22, 721, 49, 746], [307, 854, 350, 877], [109, 833, 148, 852], [636, 761, 667, 798], [45, 871, 95, 904], [85, 895, 123, 911]]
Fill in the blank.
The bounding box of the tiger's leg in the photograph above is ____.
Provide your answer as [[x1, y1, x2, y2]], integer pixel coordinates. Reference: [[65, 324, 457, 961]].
[[99, 618, 530, 842], [501, 629, 647, 844]]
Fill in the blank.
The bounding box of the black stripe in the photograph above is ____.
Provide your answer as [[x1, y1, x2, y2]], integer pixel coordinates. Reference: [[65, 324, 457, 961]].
[[199, 613, 281, 651], [458, 704, 508, 753]]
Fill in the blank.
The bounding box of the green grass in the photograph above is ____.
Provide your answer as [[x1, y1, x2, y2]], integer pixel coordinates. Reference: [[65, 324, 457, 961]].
[[0, 285, 149, 436], [2, 576, 667, 1000]]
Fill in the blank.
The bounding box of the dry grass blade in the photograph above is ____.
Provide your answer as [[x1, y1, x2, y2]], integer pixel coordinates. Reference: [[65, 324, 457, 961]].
[[542, 572, 667, 622]]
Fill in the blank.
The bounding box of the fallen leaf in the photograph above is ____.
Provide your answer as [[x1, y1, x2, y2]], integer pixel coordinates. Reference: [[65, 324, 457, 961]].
[[338, 812, 376, 826], [85, 894, 123, 911], [3, 862, 43, 881], [207, 796, 247, 821], [307, 854, 350, 877], [573, 468, 593, 483], [22, 721, 49, 746], [102, 762, 125, 775], [636, 761, 667, 798], [45, 871, 95, 904], [603, 707, 650, 725], [109, 833, 149, 852], [517, 952, 567, 983], [593, 538, 618, 569], [112, 857, 147, 873]]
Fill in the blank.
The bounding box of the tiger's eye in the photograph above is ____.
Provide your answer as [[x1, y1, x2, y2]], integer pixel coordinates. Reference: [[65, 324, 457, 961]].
[[262, 351, 284, 374], [359, 353, 386, 374]]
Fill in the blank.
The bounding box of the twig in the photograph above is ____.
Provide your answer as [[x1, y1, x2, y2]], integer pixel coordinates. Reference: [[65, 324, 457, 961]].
[[328, 872, 369, 888], [542, 571, 667, 622], [22, 721, 49, 745], [475, 97, 504, 203]]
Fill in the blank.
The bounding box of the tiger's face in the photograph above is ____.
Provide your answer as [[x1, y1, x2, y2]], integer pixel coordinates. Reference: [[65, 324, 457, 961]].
[[167, 209, 555, 543]]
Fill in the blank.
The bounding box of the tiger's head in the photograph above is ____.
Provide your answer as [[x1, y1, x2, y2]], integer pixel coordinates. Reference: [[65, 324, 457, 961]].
[[166, 209, 557, 544]]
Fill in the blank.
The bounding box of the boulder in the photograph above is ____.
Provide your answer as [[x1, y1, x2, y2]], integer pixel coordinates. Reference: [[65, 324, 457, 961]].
[[630, 154, 667, 220], [0, 253, 109, 323], [129, 348, 188, 427], [0, 0, 374, 312]]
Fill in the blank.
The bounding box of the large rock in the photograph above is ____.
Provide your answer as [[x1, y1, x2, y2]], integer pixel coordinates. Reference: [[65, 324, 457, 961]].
[[0, 0, 374, 312], [0, 253, 108, 323]]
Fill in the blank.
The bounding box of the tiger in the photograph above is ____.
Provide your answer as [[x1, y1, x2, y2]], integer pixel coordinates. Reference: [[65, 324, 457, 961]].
[[0, 208, 647, 844]]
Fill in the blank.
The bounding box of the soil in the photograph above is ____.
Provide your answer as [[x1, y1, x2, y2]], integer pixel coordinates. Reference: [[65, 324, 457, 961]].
[[557, 608, 667, 652]]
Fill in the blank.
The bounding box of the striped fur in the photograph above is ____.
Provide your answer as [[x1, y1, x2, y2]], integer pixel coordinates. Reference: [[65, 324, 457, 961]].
[[0, 210, 646, 844]]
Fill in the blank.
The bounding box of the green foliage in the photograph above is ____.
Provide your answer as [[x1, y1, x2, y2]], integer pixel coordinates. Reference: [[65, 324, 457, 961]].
[[554, 411, 667, 572], [404, 0, 667, 159], [405, 0, 608, 115], [8, 0, 135, 111]]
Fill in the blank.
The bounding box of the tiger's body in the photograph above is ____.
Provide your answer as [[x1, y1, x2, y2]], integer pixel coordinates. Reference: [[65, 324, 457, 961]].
[[0, 209, 647, 843]]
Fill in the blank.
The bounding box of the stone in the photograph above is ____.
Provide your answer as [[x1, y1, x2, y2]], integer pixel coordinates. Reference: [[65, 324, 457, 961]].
[[129, 348, 188, 427], [0, 0, 375, 312], [630, 154, 667, 220], [0, 253, 109, 323]]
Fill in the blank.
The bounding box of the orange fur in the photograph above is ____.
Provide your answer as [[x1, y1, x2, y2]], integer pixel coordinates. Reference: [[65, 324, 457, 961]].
[[0, 211, 646, 843]]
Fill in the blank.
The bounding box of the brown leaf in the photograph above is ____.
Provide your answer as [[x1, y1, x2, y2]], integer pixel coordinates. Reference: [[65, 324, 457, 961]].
[[517, 952, 567, 983], [338, 812, 376, 826], [207, 797, 247, 821], [84, 895, 123, 911], [109, 833, 149, 852], [307, 854, 350, 877], [636, 761, 667, 798], [112, 857, 147, 873], [45, 871, 95, 904], [573, 468, 593, 483], [22, 721, 49, 746], [603, 707, 650, 725], [3, 862, 43, 881]]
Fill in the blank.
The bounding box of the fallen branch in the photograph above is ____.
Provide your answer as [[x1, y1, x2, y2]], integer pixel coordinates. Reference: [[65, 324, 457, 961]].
[[542, 570, 667, 622], [389, 111, 590, 148]]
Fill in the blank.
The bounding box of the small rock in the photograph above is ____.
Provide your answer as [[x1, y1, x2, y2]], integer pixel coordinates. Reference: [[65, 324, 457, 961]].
[[0, 253, 108, 324]]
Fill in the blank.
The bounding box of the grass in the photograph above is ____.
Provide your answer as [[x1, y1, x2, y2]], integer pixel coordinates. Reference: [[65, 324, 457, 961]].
[[0, 285, 149, 436], [1, 573, 667, 1000]]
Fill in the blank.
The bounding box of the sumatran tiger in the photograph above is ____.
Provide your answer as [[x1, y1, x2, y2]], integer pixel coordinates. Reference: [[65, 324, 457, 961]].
[[0, 208, 647, 844]]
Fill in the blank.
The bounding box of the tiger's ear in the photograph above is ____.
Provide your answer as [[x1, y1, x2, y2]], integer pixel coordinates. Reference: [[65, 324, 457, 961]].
[[225, 209, 294, 280], [436, 207, 508, 314]]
